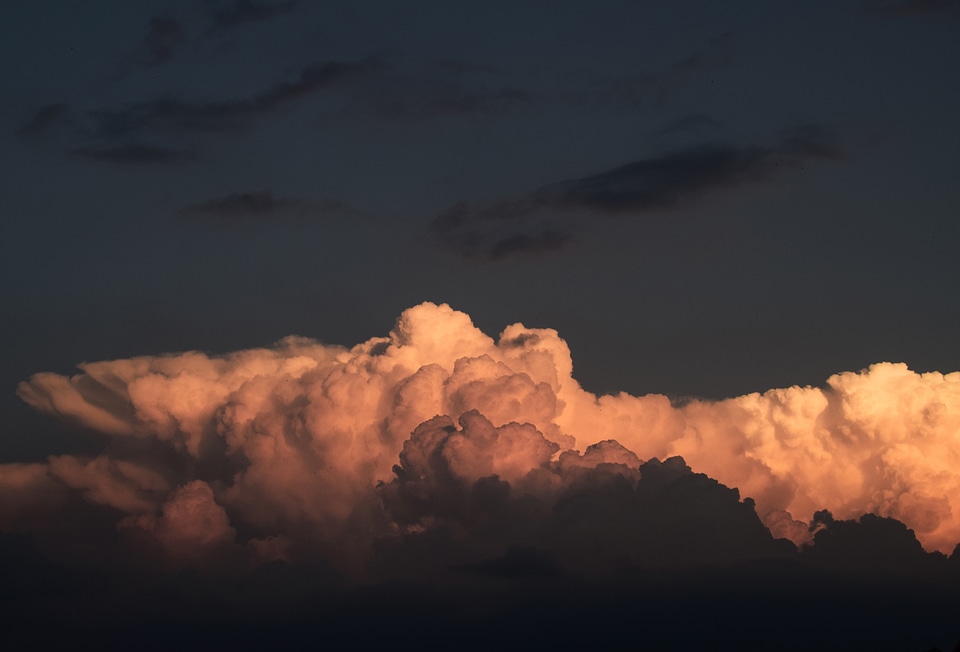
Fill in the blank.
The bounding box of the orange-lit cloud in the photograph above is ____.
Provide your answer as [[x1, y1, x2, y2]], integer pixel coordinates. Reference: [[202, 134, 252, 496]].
[[6, 302, 960, 567]]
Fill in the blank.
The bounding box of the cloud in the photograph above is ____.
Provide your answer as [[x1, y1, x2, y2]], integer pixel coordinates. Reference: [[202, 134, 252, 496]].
[[70, 144, 198, 164], [337, 35, 731, 122], [7, 301, 960, 571], [801, 509, 950, 583], [336, 79, 536, 121], [17, 103, 70, 137], [179, 190, 363, 221], [5, 302, 960, 645], [208, 0, 299, 32], [17, 57, 379, 161], [143, 17, 184, 64], [432, 126, 843, 259], [94, 57, 383, 136], [181, 190, 299, 218], [484, 229, 573, 260]]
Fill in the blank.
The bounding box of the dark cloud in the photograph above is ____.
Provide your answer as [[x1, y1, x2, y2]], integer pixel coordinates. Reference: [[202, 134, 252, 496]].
[[17, 103, 70, 137], [95, 57, 383, 136], [143, 17, 184, 64], [860, 0, 960, 16], [182, 190, 297, 218], [432, 126, 843, 259], [544, 127, 840, 213], [208, 0, 298, 32], [70, 144, 198, 165], [180, 190, 360, 221], [339, 81, 536, 121], [485, 229, 573, 260], [376, 412, 790, 579], [801, 510, 947, 579], [339, 36, 730, 122], [5, 365, 960, 648], [453, 545, 563, 578]]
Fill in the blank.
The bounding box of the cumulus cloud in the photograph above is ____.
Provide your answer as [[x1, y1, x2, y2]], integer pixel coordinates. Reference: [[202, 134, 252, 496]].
[[6, 302, 960, 581]]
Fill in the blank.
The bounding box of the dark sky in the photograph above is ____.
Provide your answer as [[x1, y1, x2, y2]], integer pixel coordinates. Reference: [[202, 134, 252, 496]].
[[5, 0, 959, 410], [3, 2, 960, 648]]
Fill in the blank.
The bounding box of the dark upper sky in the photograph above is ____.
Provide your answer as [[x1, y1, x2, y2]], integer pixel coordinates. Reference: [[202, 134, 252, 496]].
[[3, 0, 959, 460]]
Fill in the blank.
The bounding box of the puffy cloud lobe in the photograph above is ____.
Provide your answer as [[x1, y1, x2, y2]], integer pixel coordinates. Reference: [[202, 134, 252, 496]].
[[6, 302, 960, 571], [124, 480, 236, 564], [0, 464, 70, 531]]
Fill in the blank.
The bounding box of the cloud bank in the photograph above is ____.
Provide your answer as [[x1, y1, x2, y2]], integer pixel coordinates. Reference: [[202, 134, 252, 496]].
[[5, 302, 959, 577]]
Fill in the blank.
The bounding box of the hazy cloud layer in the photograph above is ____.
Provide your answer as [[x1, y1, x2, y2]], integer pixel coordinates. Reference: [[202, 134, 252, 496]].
[[432, 127, 843, 258]]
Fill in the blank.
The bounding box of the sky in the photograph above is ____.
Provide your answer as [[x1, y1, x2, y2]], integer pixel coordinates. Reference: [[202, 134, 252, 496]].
[[2, 1, 960, 649]]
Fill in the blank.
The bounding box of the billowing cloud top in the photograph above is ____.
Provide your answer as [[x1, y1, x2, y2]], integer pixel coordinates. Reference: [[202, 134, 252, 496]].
[[6, 302, 960, 577]]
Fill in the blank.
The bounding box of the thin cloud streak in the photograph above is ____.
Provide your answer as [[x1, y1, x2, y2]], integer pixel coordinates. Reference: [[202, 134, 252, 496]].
[[208, 0, 299, 32], [70, 144, 198, 165], [179, 189, 365, 221], [17, 103, 70, 137], [432, 126, 843, 259], [94, 57, 384, 136]]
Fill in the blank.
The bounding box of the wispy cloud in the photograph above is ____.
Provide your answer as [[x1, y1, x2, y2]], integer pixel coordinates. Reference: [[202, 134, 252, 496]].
[[180, 189, 363, 221], [70, 144, 198, 165], [95, 58, 384, 136], [17, 103, 70, 137], [432, 126, 842, 259], [208, 0, 299, 32]]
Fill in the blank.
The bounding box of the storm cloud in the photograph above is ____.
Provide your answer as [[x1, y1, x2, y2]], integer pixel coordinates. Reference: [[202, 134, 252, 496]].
[[4, 303, 960, 648]]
